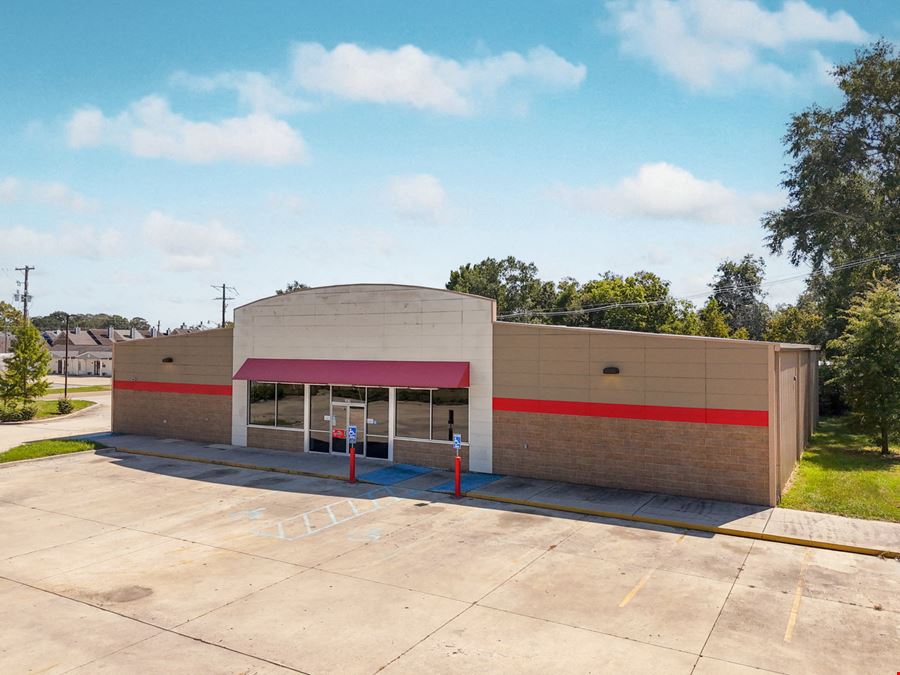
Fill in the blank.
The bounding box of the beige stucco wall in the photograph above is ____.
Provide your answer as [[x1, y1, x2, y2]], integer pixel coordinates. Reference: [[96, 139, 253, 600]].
[[112, 328, 233, 443], [232, 284, 495, 472], [493, 322, 770, 410], [493, 322, 779, 504], [774, 347, 819, 499]]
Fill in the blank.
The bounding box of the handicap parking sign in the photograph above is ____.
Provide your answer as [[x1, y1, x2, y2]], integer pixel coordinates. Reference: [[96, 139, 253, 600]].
[[348, 425, 357, 443], [453, 433, 462, 451]]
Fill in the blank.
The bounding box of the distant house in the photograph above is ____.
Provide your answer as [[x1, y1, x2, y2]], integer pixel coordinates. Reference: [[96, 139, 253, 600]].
[[48, 326, 159, 377]]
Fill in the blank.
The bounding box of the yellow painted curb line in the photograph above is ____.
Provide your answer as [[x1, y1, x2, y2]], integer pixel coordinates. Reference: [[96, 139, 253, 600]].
[[466, 492, 900, 559], [108, 447, 898, 559]]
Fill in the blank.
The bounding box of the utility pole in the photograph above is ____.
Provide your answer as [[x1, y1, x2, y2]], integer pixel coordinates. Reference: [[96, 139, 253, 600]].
[[211, 284, 237, 328], [63, 313, 69, 399], [14, 265, 34, 323]]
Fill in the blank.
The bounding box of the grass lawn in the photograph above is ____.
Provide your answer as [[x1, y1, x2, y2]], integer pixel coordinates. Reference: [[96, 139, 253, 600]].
[[780, 416, 900, 522], [33, 399, 95, 419], [0, 439, 106, 463], [46, 385, 111, 394]]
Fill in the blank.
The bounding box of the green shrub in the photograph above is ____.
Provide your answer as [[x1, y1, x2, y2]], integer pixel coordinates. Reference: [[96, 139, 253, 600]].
[[57, 398, 74, 414], [0, 404, 37, 422]]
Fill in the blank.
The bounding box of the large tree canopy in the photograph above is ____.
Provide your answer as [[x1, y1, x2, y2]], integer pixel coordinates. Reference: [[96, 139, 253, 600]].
[[447, 256, 556, 319], [763, 40, 900, 339], [709, 254, 771, 340], [30, 312, 149, 331], [447, 258, 744, 338]]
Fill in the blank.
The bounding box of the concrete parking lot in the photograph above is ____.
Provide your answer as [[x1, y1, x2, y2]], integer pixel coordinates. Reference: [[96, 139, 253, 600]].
[[0, 451, 897, 674]]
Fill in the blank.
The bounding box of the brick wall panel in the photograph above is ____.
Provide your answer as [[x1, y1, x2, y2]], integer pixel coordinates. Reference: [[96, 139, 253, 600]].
[[393, 439, 469, 472], [112, 390, 231, 444], [492, 411, 770, 505]]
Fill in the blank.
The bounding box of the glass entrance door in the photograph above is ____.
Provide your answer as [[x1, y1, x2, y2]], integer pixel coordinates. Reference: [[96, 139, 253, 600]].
[[330, 403, 366, 455]]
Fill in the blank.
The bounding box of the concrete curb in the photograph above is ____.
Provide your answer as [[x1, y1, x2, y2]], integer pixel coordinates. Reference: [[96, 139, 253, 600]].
[[110, 446, 357, 485], [111, 446, 899, 559], [465, 493, 899, 560], [1, 400, 99, 426], [0, 448, 101, 468]]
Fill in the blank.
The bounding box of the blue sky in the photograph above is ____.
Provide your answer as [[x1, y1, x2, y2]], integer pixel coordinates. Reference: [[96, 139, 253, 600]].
[[2, 1, 897, 328]]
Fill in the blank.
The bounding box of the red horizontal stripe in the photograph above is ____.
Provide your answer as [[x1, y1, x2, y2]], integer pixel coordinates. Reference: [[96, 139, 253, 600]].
[[493, 397, 767, 427], [114, 380, 232, 396]]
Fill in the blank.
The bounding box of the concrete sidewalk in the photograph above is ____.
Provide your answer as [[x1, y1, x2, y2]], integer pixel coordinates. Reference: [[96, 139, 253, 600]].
[[84, 433, 900, 556], [0, 392, 111, 452]]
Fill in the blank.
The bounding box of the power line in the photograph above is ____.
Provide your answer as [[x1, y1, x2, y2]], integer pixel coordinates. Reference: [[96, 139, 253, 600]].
[[497, 250, 900, 320], [211, 284, 238, 328]]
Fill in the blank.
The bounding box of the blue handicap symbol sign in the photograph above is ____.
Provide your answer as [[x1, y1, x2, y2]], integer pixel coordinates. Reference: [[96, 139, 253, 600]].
[[453, 433, 462, 450], [348, 425, 357, 443]]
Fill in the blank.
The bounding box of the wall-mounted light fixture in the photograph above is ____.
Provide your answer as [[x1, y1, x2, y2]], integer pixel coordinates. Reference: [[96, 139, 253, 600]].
[[602, 366, 620, 375], [161, 356, 174, 363]]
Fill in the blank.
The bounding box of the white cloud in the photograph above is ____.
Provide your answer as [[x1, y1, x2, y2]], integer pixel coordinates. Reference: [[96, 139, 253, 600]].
[[0, 176, 98, 212], [0, 223, 122, 258], [142, 210, 244, 270], [170, 70, 312, 115], [387, 174, 450, 222], [0, 177, 20, 202], [267, 192, 306, 217], [66, 96, 307, 165], [290, 42, 586, 114], [549, 162, 783, 225], [0, 224, 53, 251], [606, 0, 868, 90]]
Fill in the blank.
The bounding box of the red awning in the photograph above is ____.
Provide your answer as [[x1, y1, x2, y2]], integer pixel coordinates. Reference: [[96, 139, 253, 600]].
[[233, 358, 470, 388]]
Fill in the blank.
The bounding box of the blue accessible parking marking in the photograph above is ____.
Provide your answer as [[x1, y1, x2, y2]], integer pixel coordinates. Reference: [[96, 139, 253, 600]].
[[360, 463, 434, 486], [429, 472, 502, 494]]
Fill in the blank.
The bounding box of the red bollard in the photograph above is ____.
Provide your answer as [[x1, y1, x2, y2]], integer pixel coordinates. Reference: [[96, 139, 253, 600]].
[[454, 454, 461, 498], [349, 444, 357, 484]]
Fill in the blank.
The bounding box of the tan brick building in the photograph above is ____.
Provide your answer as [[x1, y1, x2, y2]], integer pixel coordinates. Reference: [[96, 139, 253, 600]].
[[112, 284, 818, 505]]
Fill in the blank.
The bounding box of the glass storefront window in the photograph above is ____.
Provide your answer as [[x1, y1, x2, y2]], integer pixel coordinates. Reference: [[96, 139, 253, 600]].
[[276, 383, 304, 428], [310, 385, 331, 431], [248, 382, 276, 426], [366, 387, 390, 459], [331, 385, 365, 404], [395, 388, 431, 439], [365, 388, 389, 436], [247, 381, 470, 449], [431, 388, 468, 443]]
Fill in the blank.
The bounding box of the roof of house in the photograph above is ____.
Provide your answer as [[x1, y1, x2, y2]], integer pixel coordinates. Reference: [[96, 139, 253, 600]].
[[53, 331, 100, 347]]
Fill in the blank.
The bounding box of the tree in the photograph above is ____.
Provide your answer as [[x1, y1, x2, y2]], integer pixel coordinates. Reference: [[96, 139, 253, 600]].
[[664, 299, 702, 336], [698, 298, 732, 338], [275, 281, 309, 295], [31, 312, 133, 330], [0, 322, 51, 405], [763, 41, 900, 341], [709, 254, 771, 339], [129, 317, 150, 330], [0, 300, 22, 326], [1, 301, 24, 351], [764, 303, 823, 344], [828, 281, 900, 455], [567, 271, 683, 333], [447, 257, 555, 319]]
